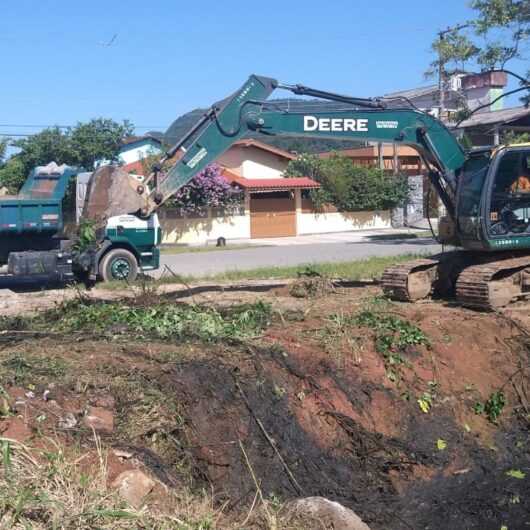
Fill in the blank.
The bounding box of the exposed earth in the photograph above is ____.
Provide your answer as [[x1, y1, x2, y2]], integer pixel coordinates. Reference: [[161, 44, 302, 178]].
[[0, 278, 528, 529]]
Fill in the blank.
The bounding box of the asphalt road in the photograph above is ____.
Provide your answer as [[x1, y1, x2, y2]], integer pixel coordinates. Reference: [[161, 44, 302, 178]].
[[154, 233, 443, 278]]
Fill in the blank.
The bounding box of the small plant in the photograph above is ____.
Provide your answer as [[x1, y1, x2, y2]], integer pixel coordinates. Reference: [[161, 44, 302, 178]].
[[354, 310, 429, 381], [475, 390, 506, 423], [73, 219, 97, 251], [46, 299, 272, 343], [506, 469, 526, 479]]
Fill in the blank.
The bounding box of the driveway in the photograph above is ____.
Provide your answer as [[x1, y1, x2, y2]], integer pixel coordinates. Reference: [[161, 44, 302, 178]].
[[154, 229, 443, 278]]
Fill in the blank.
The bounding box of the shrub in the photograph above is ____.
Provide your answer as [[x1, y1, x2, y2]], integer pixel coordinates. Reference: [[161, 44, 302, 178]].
[[286, 153, 409, 212]]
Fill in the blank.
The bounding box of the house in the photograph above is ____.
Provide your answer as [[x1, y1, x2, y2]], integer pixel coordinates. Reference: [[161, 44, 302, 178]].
[[157, 138, 391, 244], [384, 70, 509, 120], [451, 106, 530, 146], [119, 135, 163, 174]]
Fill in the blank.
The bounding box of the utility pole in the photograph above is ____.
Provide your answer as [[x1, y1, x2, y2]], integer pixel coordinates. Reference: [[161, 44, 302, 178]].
[[437, 24, 471, 121]]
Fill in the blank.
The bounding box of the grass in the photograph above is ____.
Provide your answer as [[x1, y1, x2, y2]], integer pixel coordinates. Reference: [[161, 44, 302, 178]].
[[97, 253, 432, 290], [0, 436, 318, 529], [165, 253, 430, 283], [160, 243, 264, 254]]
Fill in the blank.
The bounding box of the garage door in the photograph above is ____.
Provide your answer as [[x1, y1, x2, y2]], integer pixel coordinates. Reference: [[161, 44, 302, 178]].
[[250, 192, 296, 238]]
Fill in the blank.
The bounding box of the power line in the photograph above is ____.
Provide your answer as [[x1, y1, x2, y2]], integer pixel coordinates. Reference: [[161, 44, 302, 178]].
[[0, 124, 166, 130]]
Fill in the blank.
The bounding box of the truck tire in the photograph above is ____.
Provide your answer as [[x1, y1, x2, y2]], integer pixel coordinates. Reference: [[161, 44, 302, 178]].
[[99, 248, 138, 282]]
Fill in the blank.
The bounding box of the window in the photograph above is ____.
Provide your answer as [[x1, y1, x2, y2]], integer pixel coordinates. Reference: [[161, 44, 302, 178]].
[[489, 149, 530, 236]]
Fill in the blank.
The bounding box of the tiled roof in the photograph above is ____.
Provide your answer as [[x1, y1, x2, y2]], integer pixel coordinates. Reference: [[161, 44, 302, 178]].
[[225, 173, 320, 191], [450, 106, 530, 128]]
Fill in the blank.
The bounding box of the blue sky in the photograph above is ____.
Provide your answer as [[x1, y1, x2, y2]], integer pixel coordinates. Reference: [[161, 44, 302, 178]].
[[0, 0, 526, 139]]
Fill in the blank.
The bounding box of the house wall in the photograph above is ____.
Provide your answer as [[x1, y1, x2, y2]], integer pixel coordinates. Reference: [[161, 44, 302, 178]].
[[297, 210, 391, 235], [159, 210, 250, 244], [217, 146, 290, 179]]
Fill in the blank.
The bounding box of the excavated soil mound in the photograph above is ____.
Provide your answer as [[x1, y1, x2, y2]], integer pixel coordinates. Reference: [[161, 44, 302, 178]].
[[0, 286, 528, 529]]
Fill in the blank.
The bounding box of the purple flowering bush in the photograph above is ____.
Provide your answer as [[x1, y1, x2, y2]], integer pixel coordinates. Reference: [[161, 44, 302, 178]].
[[170, 164, 242, 216]]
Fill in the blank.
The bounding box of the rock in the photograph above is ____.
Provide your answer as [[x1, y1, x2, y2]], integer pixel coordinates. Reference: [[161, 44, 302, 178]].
[[83, 406, 114, 433], [111, 470, 155, 508], [113, 448, 134, 459], [58, 412, 77, 430], [0, 417, 32, 442], [289, 497, 371, 530]]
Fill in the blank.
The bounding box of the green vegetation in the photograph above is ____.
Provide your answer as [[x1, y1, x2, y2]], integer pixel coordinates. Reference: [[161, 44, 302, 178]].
[[0, 438, 255, 529], [0, 118, 134, 193], [73, 219, 97, 251], [285, 153, 409, 211], [0, 353, 68, 386], [474, 390, 506, 423], [42, 299, 272, 343], [354, 308, 429, 381], [178, 254, 426, 283]]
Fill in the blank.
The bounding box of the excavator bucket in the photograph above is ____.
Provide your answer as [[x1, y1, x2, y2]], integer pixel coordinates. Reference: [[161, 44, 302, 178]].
[[82, 165, 148, 224]]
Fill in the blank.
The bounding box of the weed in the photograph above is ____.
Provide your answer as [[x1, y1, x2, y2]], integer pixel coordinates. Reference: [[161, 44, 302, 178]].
[[317, 311, 363, 366], [475, 390, 506, 423], [354, 310, 429, 381], [417, 381, 439, 413], [0, 353, 68, 385], [44, 299, 272, 343]]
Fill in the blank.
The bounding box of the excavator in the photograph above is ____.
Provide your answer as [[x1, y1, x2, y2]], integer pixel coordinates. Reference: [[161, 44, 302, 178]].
[[84, 74, 530, 310]]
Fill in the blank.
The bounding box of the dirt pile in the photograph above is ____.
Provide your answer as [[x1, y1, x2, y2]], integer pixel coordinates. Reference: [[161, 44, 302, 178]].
[[0, 285, 528, 529]]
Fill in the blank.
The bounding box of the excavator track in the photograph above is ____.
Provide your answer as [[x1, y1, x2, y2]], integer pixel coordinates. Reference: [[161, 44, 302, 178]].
[[381, 257, 442, 302], [455, 255, 530, 310], [382, 252, 530, 310]]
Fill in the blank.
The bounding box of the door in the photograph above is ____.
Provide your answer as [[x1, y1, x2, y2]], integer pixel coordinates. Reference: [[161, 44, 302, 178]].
[[250, 191, 296, 238]]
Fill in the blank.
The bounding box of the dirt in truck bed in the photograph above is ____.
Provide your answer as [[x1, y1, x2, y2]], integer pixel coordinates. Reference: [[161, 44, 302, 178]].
[[0, 280, 528, 529]]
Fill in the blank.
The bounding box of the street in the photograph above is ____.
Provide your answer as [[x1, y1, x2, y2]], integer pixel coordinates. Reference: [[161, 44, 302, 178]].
[[154, 230, 443, 278]]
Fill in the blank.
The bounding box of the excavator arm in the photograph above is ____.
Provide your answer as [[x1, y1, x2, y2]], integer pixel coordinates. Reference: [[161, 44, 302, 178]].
[[85, 75, 466, 221]]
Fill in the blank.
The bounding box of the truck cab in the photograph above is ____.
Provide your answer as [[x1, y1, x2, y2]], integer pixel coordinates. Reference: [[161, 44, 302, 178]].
[[97, 213, 160, 282]]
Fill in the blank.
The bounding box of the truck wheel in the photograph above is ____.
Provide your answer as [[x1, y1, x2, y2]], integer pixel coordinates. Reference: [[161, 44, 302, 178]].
[[99, 249, 138, 282]]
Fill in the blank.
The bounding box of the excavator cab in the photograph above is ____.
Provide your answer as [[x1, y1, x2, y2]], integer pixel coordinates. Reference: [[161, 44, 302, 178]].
[[486, 146, 530, 242], [456, 145, 530, 250]]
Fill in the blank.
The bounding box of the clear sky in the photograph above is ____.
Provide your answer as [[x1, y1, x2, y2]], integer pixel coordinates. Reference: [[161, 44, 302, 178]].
[[1, 0, 526, 139]]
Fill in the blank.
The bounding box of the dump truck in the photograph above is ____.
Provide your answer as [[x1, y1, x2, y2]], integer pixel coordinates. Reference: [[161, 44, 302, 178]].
[[84, 73, 530, 309], [0, 162, 160, 285]]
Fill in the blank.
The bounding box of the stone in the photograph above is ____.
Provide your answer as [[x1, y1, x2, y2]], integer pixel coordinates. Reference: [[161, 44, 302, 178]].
[[111, 469, 155, 508], [289, 497, 372, 530], [58, 412, 77, 430], [113, 448, 134, 459], [83, 406, 114, 433]]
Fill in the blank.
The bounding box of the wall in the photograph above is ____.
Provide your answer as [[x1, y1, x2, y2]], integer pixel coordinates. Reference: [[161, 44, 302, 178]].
[[217, 146, 289, 179], [297, 210, 391, 235], [159, 209, 250, 244]]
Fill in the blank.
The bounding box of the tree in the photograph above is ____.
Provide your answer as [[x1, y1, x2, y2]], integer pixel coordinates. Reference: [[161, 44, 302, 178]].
[[69, 118, 134, 170], [0, 119, 134, 192], [286, 154, 409, 212], [0, 139, 7, 163], [427, 1, 529, 100]]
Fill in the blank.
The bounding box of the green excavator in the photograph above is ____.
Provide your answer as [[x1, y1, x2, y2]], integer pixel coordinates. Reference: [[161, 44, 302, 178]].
[[85, 74, 530, 310]]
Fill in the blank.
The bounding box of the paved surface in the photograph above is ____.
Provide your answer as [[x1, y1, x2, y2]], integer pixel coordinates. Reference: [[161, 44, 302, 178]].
[[154, 229, 444, 278]]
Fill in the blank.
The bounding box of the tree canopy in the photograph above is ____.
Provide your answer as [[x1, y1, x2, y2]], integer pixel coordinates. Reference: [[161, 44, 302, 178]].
[[0, 119, 134, 193], [428, 0, 529, 103]]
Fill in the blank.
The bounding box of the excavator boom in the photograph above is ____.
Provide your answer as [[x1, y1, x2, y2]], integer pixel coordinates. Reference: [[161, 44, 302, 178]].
[[84, 74, 465, 221]]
